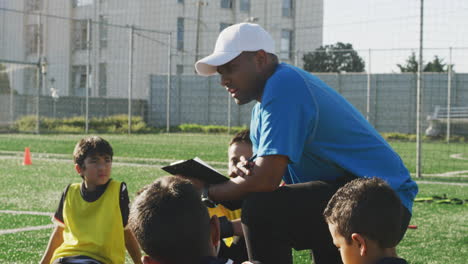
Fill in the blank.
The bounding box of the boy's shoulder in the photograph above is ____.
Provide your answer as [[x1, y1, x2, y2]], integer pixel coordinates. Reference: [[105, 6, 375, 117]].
[[66, 179, 123, 200], [376, 257, 408, 264]]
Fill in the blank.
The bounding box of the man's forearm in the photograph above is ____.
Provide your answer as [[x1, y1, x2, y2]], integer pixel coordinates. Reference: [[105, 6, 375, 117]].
[[209, 173, 279, 201], [210, 155, 288, 201], [209, 176, 252, 201]]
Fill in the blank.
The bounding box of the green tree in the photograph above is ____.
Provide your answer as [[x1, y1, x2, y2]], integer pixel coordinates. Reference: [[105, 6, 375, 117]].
[[397, 52, 419, 73], [424, 56, 447, 72], [302, 42, 365, 73], [397, 53, 452, 73]]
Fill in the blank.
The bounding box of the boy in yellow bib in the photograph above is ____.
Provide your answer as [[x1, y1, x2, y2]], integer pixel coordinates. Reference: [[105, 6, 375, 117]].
[[211, 130, 252, 262], [40, 136, 142, 264]]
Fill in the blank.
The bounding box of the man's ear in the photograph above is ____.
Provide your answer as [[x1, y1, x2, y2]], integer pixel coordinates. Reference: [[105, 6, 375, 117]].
[[351, 233, 367, 256], [209, 215, 221, 248], [142, 255, 159, 264], [75, 164, 82, 174], [254, 50, 268, 69]]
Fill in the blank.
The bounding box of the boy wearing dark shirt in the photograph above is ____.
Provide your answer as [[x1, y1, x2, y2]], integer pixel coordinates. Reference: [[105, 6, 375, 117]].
[[40, 136, 141, 264], [323, 178, 409, 264], [129, 176, 254, 264]]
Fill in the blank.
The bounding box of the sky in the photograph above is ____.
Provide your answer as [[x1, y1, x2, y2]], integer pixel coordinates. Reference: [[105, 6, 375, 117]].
[[322, 0, 468, 73]]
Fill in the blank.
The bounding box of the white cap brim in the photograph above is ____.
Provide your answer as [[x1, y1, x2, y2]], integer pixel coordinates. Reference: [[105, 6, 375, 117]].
[[195, 51, 242, 76]]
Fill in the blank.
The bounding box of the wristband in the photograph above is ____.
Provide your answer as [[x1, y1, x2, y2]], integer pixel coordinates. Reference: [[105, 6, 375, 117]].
[[201, 184, 217, 208]]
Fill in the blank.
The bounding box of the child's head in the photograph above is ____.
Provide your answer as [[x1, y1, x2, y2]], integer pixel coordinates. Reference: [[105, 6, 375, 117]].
[[129, 176, 220, 264], [228, 129, 253, 177], [73, 136, 113, 183], [323, 178, 403, 264]]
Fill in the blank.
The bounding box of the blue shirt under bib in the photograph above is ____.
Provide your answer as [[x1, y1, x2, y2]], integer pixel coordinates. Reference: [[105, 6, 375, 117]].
[[250, 63, 418, 212]]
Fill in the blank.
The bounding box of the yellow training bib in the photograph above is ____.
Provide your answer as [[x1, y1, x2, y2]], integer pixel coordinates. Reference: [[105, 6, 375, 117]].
[[51, 180, 125, 264]]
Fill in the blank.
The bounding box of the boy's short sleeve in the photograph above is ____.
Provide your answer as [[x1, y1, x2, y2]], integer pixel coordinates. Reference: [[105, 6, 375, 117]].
[[120, 182, 130, 228], [53, 184, 70, 227]]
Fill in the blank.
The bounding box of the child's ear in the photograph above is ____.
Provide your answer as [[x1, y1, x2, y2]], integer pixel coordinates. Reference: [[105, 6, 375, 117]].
[[351, 233, 367, 256], [75, 164, 82, 174]]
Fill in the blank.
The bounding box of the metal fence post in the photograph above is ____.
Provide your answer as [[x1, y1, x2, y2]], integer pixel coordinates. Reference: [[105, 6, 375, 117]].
[[9, 65, 14, 126], [446, 47, 452, 143], [207, 76, 211, 124], [35, 13, 42, 134], [294, 49, 299, 67], [128, 25, 134, 134], [85, 19, 91, 134], [36, 60, 41, 134], [366, 48, 372, 122], [227, 93, 231, 134], [166, 32, 172, 132], [415, 0, 424, 178]]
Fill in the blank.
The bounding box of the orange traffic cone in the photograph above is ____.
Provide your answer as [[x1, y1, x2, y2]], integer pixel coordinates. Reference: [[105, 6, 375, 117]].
[[23, 147, 32, 165]]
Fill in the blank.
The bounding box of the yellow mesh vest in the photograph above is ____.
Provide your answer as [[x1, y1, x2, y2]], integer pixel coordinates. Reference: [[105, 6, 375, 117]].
[[224, 208, 241, 220], [51, 180, 125, 264], [208, 205, 241, 247]]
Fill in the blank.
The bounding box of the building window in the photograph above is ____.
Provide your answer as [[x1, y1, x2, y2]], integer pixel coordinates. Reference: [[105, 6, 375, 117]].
[[220, 23, 232, 32], [177, 0, 184, 4], [73, 20, 89, 51], [220, 0, 233, 9], [99, 16, 108, 49], [71, 65, 91, 96], [73, 0, 93, 8], [99, 63, 107, 97], [282, 0, 293, 17], [25, 0, 42, 11], [177, 17, 184, 51], [239, 0, 250, 12], [280, 29, 293, 60], [25, 24, 42, 55]]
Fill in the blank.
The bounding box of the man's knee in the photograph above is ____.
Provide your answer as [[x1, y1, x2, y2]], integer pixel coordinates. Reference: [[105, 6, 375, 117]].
[[241, 188, 291, 227], [242, 192, 274, 225]]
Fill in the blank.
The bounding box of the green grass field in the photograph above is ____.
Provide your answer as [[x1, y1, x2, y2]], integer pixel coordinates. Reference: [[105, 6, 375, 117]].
[[0, 133, 466, 263]]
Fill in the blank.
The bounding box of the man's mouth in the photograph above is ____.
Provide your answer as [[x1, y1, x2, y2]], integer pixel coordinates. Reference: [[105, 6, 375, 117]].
[[229, 89, 239, 98]]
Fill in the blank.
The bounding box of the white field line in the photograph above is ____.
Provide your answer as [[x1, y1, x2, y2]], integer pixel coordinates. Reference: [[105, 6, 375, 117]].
[[0, 155, 174, 169], [0, 210, 54, 235], [416, 181, 468, 186], [0, 210, 52, 216], [0, 150, 227, 167], [0, 155, 227, 170], [418, 171, 468, 177], [450, 153, 468, 161], [0, 224, 54, 235]]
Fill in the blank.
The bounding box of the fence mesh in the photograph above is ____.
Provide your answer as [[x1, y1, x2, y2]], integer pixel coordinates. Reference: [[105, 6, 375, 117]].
[[0, 0, 467, 177]]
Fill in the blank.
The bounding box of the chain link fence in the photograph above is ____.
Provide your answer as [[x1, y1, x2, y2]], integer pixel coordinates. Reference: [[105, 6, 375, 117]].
[[0, 0, 467, 176]]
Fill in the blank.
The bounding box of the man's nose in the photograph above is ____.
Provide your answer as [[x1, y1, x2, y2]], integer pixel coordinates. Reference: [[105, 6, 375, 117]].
[[220, 75, 231, 87]]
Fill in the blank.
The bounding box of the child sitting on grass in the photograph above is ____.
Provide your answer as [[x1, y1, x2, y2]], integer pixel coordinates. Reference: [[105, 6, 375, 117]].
[[40, 136, 142, 264], [129, 175, 254, 264], [323, 177, 409, 264]]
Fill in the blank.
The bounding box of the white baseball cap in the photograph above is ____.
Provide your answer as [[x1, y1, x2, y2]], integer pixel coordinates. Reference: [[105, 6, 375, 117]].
[[195, 23, 275, 76]]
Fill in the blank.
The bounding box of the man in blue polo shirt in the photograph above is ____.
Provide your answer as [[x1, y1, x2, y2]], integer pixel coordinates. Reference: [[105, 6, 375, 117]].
[[193, 23, 418, 264]]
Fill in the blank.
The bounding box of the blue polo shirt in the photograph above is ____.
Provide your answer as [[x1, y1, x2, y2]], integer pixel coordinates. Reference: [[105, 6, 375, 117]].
[[250, 63, 418, 212]]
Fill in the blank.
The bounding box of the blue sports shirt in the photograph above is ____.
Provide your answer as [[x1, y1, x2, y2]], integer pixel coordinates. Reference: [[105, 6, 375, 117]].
[[250, 63, 418, 212]]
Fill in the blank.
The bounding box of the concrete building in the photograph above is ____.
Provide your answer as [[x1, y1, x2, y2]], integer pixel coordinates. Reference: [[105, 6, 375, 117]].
[[0, 0, 323, 99]]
